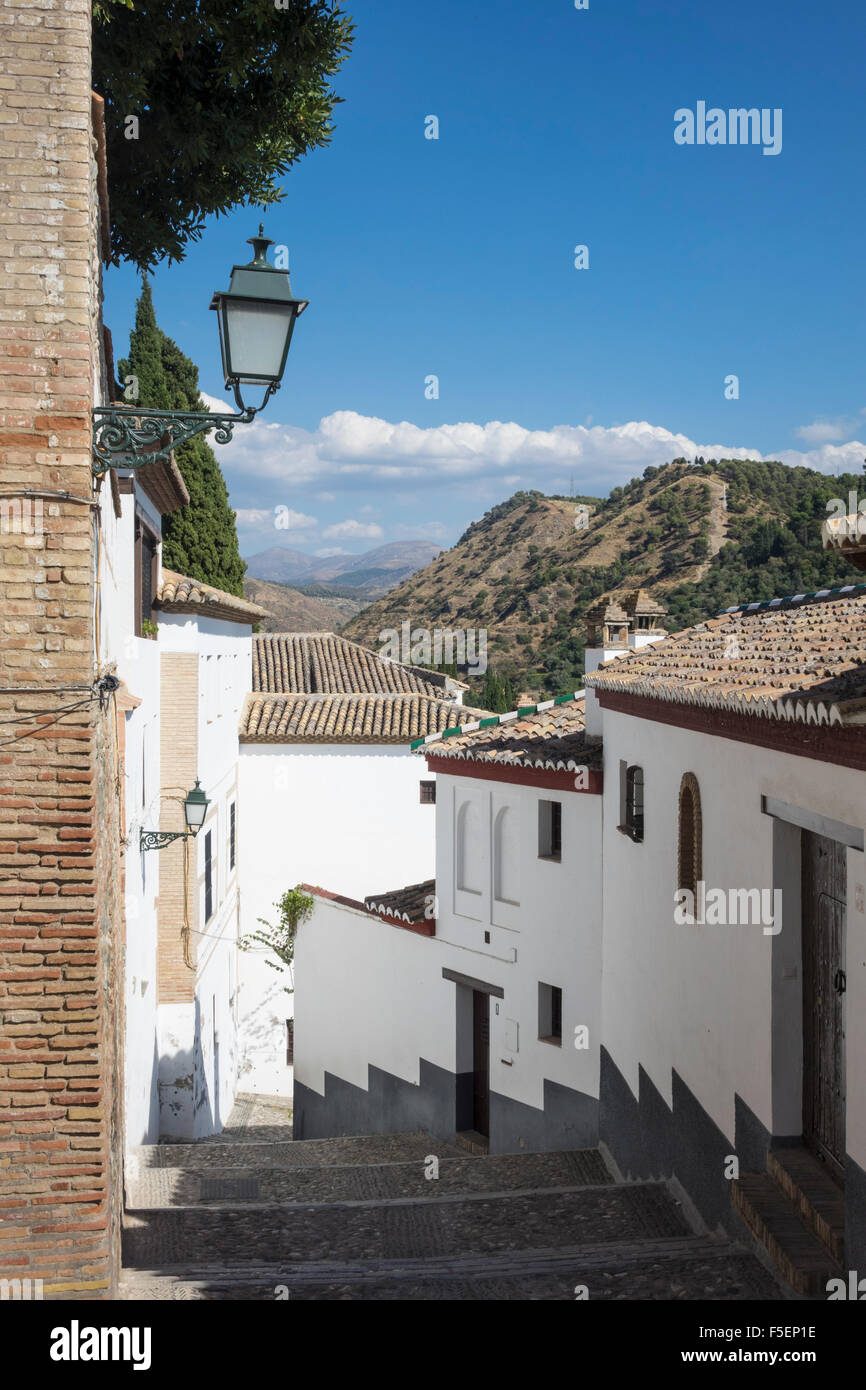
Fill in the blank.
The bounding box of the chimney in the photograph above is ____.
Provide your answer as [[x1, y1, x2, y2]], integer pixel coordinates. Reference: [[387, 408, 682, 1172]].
[[622, 589, 668, 650], [583, 597, 631, 737]]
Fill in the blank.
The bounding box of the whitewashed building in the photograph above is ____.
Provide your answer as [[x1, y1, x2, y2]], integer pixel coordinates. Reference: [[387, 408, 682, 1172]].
[[95, 436, 269, 1145], [292, 693, 603, 1151], [236, 632, 481, 1097], [291, 578, 866, 1292], [149, 571, 269, 1140], [587, 580, 866, 1291]]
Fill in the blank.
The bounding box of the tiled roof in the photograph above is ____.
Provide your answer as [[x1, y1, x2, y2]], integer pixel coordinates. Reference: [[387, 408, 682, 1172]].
[[586, 585, 866, 726], [364, 880, 435, 925], [157, 570, 270, 624], [413, 693, 603, 770], [252, 632, 446, 696], [240, 692, 488, 743], [135, 455, 190, 515]]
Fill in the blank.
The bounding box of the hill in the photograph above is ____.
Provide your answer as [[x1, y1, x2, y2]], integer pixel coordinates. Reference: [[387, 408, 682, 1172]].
[[244, 540, 442, 600], [343, 458, 866, 700], [243, 577, 368, 633]]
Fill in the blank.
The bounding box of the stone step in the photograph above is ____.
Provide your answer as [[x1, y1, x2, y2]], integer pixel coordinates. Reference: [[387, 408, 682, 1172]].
[[731, 1172, 843, 1297], [131, 1131, 464, 1172], [117, 1236, 785, 1301], [127, 1149, 612, 1209], [123, 1181, 691, 1269], [766, 1146, 845, 1264]]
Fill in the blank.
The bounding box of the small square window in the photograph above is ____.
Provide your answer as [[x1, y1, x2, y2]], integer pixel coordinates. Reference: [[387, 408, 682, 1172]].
[[538, 983, 562, 1045], [538, 799, 562, 860], [420, 780, 436, 805]]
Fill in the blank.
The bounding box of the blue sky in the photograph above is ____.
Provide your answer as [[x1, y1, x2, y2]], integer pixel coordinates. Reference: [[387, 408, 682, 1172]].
[[105, 0, 866, 559]]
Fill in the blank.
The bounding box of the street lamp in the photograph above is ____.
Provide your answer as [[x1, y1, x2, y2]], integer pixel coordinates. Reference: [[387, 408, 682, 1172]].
[[140, 780, 211, 852], [210, 226, 308, 416], [92, 227, 308, 474]]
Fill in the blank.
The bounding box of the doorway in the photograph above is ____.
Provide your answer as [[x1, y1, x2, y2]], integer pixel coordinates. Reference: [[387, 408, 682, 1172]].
[[472, 989, 490, 1139], [801, 831, 846, 1181]]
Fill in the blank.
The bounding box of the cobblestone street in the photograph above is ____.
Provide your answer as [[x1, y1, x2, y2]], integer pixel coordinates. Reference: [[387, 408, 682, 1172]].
[[119, 1096, 789, 1301]]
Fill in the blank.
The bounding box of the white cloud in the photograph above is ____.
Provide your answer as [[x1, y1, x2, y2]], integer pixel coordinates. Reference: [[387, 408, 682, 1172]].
[[795, 411, 866, 445], [314, 546, 350, 558], [212, 404, 866, 499], [272, 506, 318, 531], [321, 518, 385, 541]]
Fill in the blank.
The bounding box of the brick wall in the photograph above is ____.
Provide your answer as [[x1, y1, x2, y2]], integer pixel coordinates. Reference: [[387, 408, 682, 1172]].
[[0, 0, 123, 1296], [158, 653, 199, 1002]]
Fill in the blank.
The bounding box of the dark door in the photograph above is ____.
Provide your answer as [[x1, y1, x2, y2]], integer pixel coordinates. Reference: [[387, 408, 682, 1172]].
[[802, 832, 846, 1179], [472, 990, 490, 1137]]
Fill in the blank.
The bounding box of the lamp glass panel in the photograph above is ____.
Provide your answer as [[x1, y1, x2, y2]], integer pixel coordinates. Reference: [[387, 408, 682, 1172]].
[[224, 300, 295, 381], [184, 796, 208, 830]]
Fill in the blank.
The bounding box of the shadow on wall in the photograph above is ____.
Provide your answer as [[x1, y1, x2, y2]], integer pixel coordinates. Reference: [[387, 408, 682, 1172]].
[[237, 951, 293, 1099], [158, 996, 221, 1141], [127, 1036, 160, 1148]]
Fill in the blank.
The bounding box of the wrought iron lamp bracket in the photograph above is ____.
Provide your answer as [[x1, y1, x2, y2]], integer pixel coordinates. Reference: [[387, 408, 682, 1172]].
[[92, 381, 278, 475], [140, 829, 197, 853]]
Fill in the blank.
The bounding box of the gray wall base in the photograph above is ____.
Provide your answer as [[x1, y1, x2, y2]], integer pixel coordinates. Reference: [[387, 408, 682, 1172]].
[[490, 1078, 598, 1154], [294, 1058, 598, 1155], [599, 1047, 771, 1235], [293, 1058, 456, 1144], [846, 1153, 866, 1271]]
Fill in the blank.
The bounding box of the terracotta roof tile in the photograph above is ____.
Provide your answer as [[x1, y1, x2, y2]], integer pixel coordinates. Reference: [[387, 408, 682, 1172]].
[[414, 694, 603, 770], [240, 692, 488, 743], [586, 586, 866, 726], [364, 880, 436, 925], [252, 632, 447, 696], [157, 569, 270, 624]]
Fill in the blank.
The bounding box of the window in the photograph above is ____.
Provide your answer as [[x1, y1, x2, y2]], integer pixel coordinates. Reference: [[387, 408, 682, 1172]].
[[677, 772, 702, 899], [420, 780, 436, 805], [538, 799, 562, 860], [538, 983, 563, 1045], [134, 514, 158, 637], [229, 801, 236, 871], [619, 764, 644, 842], [286, 1019, 294, 1066], [204, 829, 213, 922]]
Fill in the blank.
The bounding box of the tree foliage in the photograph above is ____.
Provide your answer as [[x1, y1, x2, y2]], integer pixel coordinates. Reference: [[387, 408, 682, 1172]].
[[92, 0, 354, 269], [119, 281, 247, 595], [239, 885, 315, 994]]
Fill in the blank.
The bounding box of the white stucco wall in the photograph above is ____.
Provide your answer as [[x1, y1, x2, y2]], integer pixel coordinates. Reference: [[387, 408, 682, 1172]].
[[294, 767, 603, 1124], [97, 479, 164, 1151], [237, 744, 438, 1096], [152, 612, 252, 1137], [598, 706, 866, 1176]]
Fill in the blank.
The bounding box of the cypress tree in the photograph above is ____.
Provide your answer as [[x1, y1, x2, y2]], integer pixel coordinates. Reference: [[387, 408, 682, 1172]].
[[119, 281, 246, 597]]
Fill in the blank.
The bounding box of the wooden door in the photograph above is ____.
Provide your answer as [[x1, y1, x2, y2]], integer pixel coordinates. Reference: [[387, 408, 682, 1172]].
[[472, 990, 490, 1137], [802, 832, 846, 1179]]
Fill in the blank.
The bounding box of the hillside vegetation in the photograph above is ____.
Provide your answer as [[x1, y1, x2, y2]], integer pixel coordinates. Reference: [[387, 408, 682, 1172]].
[[344, 458, 865, 699]]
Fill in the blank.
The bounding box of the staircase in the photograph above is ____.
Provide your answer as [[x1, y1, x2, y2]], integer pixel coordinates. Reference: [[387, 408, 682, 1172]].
[[732, 1145, 845, 1296], [119, 1131, 785, 1300]]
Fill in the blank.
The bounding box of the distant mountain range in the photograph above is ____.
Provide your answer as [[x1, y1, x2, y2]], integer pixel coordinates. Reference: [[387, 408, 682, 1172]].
[[244, 540, 443, 599], [242, 577, 369, 633]]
